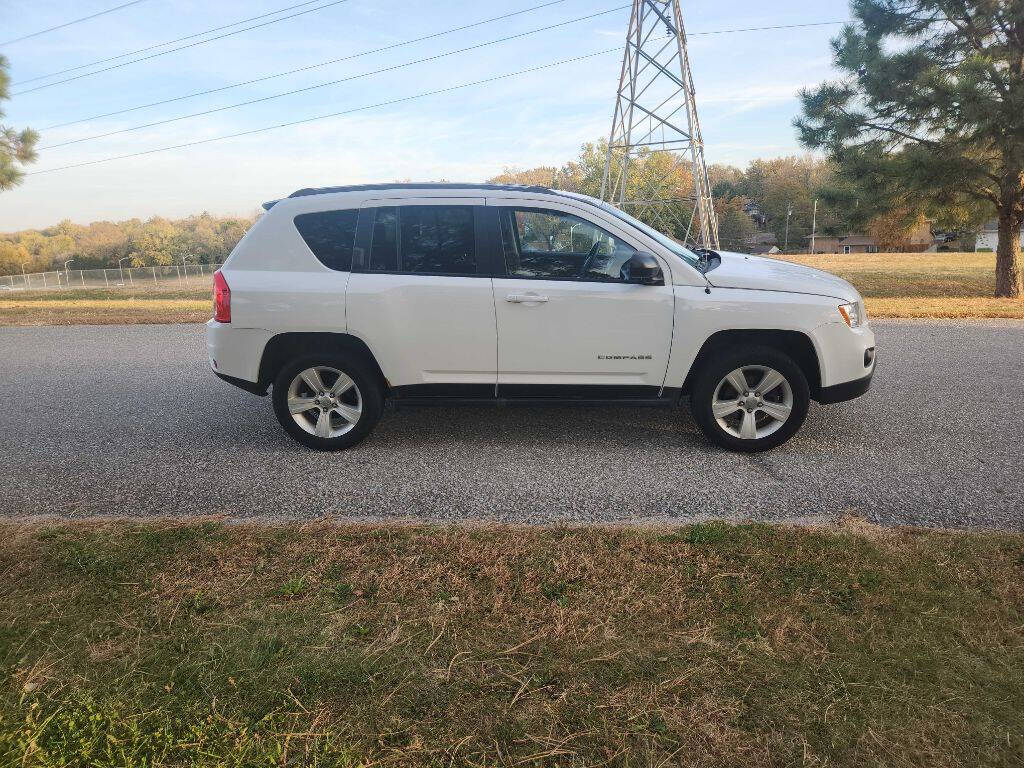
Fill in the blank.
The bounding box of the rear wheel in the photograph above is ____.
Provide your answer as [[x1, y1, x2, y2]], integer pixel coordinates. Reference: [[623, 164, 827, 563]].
[[272, 353, 383, 451], [689, 345, 809, 452]]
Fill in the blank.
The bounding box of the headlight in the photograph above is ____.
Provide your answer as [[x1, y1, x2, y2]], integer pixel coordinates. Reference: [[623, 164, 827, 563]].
[[838, 302, 863, 328]]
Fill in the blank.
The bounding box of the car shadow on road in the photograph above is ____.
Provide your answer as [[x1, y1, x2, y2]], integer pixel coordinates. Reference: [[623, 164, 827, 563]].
[[215, 398, 861, 456]]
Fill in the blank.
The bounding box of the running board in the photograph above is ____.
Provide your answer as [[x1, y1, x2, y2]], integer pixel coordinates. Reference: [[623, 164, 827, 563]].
[[389, 396, 680, 408]]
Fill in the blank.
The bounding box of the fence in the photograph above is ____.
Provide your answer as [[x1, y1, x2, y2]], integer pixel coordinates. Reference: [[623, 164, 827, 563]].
[[1, 263, 223, 291]]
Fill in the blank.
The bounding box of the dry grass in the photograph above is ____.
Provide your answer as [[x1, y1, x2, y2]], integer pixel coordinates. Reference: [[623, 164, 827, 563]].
[[783, 251, 999, 297], [0, 298, 209, 325], [778, 251, 1024, 319], [864, 297, 1024, 318], [0, 286, 209, 325], [1, 519, 1022, 766]]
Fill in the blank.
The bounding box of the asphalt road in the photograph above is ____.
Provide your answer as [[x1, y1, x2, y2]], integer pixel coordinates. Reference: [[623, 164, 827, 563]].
[[1, 321, 1021, 530]]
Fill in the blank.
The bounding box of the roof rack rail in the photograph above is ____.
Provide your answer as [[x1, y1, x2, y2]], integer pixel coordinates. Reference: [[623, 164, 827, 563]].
[[286, 182, 555, 199]]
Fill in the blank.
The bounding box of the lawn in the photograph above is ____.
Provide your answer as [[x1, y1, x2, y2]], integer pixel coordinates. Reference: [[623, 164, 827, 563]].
[[2, 519, 1021, 766], [0, 252, 1021, 324], [0, 285, 209, 325], [782, 251, 1023, 318]]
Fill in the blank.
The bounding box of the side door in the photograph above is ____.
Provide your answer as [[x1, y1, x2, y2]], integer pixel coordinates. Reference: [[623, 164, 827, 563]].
[[490, 201, 675, 397], [345, 198, 497, 395]]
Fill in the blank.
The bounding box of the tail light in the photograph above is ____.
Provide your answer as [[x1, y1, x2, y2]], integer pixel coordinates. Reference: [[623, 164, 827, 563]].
[[213, 270, 231, 323]]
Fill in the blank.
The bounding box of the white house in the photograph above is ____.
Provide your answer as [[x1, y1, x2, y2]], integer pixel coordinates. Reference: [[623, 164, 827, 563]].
[[976, 219, 1024, 251]]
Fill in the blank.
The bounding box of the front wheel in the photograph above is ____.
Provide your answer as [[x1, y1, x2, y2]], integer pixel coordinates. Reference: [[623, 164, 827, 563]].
[[272, 354, 383, 451], [689, 346, 809, 452]]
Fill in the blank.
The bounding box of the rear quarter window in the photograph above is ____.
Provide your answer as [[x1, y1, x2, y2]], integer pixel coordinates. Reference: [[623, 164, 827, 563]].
[[294, 209, 358, 271]]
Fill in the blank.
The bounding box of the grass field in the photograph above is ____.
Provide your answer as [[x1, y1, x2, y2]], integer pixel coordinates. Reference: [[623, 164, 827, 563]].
[[0, 285, 209, 325], [2, 519, 1021, 766], [0, 252, 1021, 324], [783, 252, 1024, 318]]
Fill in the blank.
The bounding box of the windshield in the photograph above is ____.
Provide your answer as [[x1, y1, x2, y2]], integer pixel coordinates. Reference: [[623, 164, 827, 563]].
[[595, 201, 703, 268]]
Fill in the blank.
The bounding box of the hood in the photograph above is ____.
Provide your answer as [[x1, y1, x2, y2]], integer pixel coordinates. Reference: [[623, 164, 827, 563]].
[[705, 251, 859, 301]]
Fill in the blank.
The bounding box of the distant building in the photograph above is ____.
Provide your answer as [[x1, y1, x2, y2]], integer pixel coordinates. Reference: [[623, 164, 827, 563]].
[[743, 200, 768, 228], [806, 235, 876, 254], [743, 231, 778, 255], [808, 236, 842, 254], [805, 220, 933, 254], [975, 220, 1024, 251], [837, 235, 881, 254]]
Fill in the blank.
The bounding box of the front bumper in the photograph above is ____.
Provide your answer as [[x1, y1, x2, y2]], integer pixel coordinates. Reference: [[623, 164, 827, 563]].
[[811, 318, 876, 401], [817, 366, 874, 404]]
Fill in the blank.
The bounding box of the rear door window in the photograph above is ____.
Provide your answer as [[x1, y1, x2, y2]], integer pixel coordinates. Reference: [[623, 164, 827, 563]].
[[366, 205, 477, 276], [293, 209, 358, 271], [368, 207, 399, 271]]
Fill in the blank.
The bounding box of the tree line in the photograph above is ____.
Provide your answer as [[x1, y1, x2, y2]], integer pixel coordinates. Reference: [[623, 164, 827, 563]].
[[487, 142, 980, 255], [0, 213, 254, 276]]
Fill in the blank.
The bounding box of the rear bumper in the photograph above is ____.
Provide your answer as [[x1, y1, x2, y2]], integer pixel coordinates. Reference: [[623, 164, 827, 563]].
[[817, 367, 874, 404], [215, 371, 267, 396], [206, 320, 274, 388]]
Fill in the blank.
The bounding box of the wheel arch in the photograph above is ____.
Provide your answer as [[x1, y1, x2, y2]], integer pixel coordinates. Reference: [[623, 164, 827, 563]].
[[258, 332, 389, 394], [681, 329, 822, 399]]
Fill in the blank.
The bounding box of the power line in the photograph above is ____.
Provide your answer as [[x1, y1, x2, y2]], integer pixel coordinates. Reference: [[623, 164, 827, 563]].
[[13, 0, 329, 86], [26, 19, 849, 175], [38, 5, 629, 150], [28, 47, 623, 176], [1, 0, 151, 46], [11, 0, 352, 96], [40, 16, 845, 134], [28, 18, 849, 177], [691, 20, 846, 36], [43, 0, 573, 131]]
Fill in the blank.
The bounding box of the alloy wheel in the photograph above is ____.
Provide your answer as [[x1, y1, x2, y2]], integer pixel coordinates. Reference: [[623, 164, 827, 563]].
[[712, 365, 793, 440], [286, 366, 363, 439]]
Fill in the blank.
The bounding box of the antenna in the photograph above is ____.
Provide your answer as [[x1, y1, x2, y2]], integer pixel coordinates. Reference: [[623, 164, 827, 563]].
[[599, 0, 719, 250]]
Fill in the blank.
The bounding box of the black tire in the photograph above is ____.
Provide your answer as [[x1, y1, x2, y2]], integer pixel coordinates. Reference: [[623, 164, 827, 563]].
[[271, 352, 383, 451], [689, 345, 809, 452]]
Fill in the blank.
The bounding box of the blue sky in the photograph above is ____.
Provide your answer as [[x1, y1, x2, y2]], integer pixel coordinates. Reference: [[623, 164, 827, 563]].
[[0, 0, 851, 229]]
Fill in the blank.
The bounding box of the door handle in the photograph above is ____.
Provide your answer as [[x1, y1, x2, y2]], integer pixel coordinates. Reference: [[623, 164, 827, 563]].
[[506, 293, 548, 303]]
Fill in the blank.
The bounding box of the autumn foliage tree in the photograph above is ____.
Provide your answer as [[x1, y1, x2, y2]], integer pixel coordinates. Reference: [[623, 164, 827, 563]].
[[490, 141, 706, 243], [0, 213, 254, 276], [797, 0, 1024, 297], [489, 144, 848, 252]]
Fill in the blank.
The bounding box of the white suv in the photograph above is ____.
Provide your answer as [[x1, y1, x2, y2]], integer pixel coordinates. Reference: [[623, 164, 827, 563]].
[[207, 184, 875, 452]]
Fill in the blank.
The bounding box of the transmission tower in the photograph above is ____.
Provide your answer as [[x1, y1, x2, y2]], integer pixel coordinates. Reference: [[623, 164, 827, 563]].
[[599, 0, 720, 250]]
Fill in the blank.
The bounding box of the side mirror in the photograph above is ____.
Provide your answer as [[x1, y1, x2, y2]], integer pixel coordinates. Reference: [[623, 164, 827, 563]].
[[623, 252, 664, 285]]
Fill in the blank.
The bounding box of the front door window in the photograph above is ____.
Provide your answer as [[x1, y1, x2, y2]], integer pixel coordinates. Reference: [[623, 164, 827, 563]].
[[499, 208, 637, 282]]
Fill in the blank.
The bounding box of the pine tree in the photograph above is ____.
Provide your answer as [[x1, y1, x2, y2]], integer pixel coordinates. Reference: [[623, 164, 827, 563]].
[[796, 0, 1024, 297], [0, 54, 38, 191]]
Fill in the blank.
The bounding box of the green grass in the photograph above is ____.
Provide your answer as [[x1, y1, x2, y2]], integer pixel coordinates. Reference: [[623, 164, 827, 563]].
[[2, 519, 1022, 766]]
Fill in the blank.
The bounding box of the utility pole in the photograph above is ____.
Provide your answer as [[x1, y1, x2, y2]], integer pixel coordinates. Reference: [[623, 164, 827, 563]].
[[810, 199, 818, 254], [600, 0, 719, 250], [784, 204, 793, 251]]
